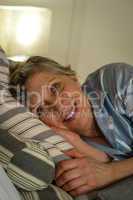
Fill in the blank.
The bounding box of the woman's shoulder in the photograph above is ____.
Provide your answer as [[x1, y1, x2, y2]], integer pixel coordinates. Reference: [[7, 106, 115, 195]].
[[86, 62, 133, 78], [83, 62, 133, 88], [82, 63, 133, 105]]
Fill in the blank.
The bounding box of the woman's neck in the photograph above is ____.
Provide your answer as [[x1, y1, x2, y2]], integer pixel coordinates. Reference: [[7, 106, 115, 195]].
[[85, 99, 101, 137], [85, 112, 110, 146]]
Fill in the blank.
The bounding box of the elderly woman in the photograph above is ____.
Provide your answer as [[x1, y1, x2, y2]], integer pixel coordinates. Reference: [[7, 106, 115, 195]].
[[9, 56, 133, 196]]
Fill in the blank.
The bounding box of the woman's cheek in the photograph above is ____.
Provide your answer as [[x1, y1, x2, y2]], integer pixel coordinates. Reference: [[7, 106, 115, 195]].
[[40, 111, 62, 127]]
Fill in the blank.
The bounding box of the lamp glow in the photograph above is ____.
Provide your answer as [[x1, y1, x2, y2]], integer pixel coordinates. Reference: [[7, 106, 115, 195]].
[[16, 14, 41, 46], [0, 6, 52, 60]]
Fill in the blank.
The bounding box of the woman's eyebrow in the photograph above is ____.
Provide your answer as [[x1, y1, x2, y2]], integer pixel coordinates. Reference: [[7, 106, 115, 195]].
[[48, 77, 56, 84], [29, 103, 41, 112]]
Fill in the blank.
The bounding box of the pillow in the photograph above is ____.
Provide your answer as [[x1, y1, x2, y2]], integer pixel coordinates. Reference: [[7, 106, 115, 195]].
[[0, 128, 55, 191], [0, 130, 75, 199]]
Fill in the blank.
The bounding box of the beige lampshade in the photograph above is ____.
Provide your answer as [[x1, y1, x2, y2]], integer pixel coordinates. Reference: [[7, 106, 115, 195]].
[[0, 6, 52, 61]]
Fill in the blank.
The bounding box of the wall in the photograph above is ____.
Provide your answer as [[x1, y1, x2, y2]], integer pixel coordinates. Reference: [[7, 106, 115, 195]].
[[0, 0, 74, 65], [70, 0, 133, 82]]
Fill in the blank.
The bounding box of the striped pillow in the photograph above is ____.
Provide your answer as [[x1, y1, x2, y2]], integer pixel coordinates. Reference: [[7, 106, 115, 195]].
[[0, 128, 55, 191]]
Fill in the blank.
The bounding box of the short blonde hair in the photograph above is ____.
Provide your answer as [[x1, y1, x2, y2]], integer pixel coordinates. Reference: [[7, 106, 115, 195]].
[[9, 56, 76, 101]]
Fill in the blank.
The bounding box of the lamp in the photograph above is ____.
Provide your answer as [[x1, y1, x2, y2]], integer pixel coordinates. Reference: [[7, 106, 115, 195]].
[[0, 6, 52, 61]]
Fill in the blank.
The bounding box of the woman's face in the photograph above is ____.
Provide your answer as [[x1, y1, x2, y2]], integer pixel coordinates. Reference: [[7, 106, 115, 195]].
[[26, 71, 94, 135]]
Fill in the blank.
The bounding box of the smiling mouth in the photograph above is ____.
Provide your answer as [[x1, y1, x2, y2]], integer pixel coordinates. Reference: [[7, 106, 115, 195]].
[[64, 110, 75, 121], [63, 103, 77, 122]]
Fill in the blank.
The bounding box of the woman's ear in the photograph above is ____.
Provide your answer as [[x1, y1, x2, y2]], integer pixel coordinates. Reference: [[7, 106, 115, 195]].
[[70, 75, 78, 82], [65, 65, 78, 82], [65, 64, 72, 70]]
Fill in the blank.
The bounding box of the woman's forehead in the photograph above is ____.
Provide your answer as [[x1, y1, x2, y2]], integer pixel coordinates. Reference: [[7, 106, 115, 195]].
[[26, 72, 60, 91]]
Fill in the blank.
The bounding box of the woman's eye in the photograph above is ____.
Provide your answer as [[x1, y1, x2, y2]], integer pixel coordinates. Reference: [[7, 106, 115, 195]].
[[36, 106, 44, 117], [50, 82, 63, 95]]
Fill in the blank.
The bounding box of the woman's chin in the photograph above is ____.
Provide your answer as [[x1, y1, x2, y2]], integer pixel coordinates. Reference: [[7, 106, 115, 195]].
[[64, 114, 87, 134]]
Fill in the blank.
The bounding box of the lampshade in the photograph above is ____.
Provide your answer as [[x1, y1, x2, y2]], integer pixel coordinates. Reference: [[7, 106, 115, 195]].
[[0, 6, 52, 61]]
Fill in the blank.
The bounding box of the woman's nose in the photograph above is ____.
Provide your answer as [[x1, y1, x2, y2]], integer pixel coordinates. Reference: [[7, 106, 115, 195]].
[[60, 92, 74, 106], [44, 96, 57, 108], [59, 97, 74, 107], [54, 94, 74, 113], [44, 91, 74, 112]]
